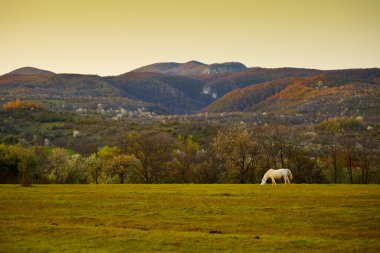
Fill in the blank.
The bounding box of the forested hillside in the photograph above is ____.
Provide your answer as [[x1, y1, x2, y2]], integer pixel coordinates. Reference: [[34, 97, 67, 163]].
[[1, 104, 379, 185], [205, 69, 380, 120]]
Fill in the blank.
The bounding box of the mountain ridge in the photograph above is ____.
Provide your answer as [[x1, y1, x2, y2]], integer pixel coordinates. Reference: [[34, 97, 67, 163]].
[[131, 61, 247, 76], [1, 63, 380, 118]]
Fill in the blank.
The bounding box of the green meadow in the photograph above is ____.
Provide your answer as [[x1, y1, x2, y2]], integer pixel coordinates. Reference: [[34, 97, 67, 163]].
[[0, 184, 379, 252]]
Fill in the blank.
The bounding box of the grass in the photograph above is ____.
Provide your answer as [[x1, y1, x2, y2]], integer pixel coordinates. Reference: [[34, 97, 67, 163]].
[[0, 184, 379, 252]]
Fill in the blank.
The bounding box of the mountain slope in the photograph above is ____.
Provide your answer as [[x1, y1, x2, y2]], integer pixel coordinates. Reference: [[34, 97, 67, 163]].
[[111, 72, 210, 114], [202, 68, 321, 99], [204, 78, 295, 112], [256, 72, 380, 117], [205, 69, 380, 119]]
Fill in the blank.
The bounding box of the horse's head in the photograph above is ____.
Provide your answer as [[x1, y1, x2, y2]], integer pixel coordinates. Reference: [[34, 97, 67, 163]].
[[261, 170, 270, 185]]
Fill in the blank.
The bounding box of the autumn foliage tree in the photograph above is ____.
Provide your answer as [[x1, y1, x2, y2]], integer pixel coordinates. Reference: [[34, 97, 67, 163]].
[[105, 154, 138, 183], [2, 98, 43, 110], [85, 154, 102, 184]]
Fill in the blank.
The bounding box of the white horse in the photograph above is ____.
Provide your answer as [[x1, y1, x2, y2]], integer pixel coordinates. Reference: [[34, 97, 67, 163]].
[[260, 168, 293, 186]]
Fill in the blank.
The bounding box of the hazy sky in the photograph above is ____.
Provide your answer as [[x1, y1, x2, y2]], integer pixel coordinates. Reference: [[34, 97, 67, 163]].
[[1, 0, 379, 76]]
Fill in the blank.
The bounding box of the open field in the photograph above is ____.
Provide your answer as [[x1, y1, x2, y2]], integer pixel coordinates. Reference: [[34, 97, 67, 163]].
[[0, 184, 379, 252]]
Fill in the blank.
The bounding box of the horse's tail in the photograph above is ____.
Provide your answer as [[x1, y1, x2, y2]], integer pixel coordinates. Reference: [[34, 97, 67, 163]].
[[288, 169, 293, 181]]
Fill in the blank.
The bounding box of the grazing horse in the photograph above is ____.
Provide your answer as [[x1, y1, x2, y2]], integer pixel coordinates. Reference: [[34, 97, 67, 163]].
[[260, 168, 293, 186]]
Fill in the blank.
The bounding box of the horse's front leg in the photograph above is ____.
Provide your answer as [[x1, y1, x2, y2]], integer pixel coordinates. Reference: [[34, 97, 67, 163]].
[[271, 177, 276, 187]]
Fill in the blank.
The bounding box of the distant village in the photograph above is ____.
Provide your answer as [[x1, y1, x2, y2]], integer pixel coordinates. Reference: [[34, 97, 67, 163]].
[[71, 102, 370, 127]]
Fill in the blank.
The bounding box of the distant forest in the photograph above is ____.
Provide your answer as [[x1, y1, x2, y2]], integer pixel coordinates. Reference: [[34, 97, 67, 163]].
[[1, 106, 379, 185]]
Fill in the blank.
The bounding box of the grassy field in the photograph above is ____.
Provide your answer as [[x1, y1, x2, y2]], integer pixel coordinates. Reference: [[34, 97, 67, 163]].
[[0, 184, 379, 252]]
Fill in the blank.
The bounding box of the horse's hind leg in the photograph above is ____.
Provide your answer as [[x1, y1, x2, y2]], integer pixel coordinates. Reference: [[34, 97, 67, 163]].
[[286, 176, 291, 186]]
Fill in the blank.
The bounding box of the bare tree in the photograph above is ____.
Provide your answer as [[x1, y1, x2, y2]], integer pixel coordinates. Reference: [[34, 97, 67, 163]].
[[126, 131, 174, 183], [256, 127, 277, 170], [194, 150, 224, 183], [172, 135, 200, 183], [212, 124, 259, 183], [325, 136, 342, 183], [340, 137, 355, 184], [357, 138, 376, 184]]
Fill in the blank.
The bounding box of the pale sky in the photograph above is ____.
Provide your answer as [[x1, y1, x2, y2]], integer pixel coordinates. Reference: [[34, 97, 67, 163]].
[[1, 0, 379, 76]]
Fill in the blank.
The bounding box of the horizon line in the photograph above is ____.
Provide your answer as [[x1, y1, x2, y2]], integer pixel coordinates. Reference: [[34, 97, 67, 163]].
[[2, 62, 380, 77]]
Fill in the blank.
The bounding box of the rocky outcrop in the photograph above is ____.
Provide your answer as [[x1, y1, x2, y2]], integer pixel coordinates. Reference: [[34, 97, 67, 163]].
[[131, 61, 247, 76], [202, 62, 247, 74]]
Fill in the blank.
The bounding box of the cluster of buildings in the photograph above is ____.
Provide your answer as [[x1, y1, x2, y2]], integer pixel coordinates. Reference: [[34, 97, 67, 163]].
[[75, 104, 157, 120]]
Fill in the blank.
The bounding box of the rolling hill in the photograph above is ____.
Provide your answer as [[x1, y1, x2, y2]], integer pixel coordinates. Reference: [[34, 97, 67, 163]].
[[0, 73, 156, 112], [6, 67, 55, 75], [0, 73, 118, 98]]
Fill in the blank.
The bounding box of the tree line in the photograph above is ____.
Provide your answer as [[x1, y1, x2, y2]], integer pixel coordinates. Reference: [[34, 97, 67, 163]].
[[1, 121, 379, 185]]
